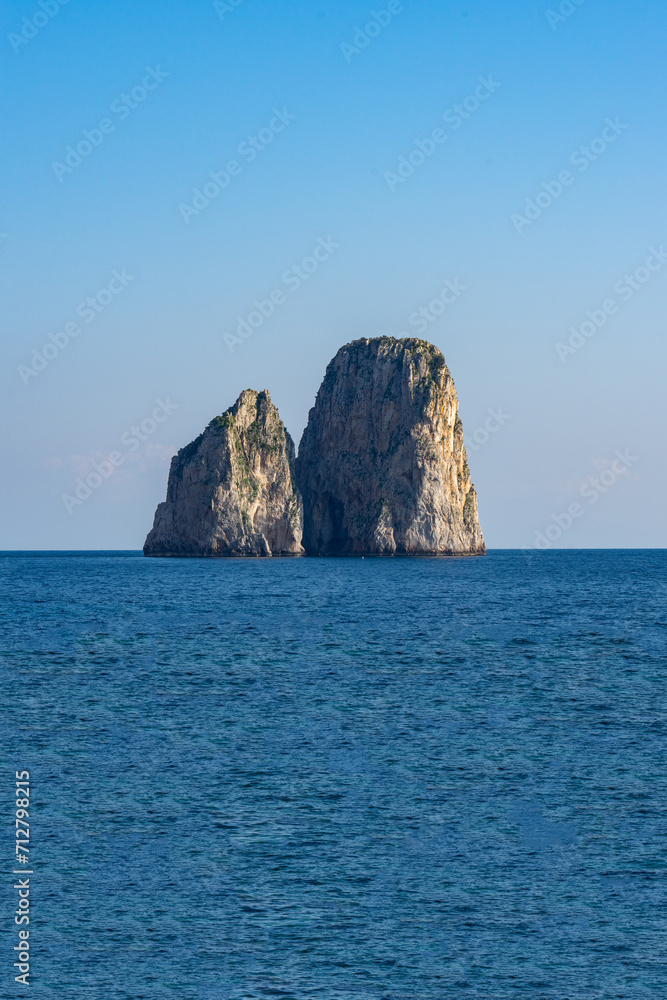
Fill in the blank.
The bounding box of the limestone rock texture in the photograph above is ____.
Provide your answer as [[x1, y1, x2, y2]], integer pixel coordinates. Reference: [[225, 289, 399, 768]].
[[295, 337, 486, 556], [144, 389, 304, 557]]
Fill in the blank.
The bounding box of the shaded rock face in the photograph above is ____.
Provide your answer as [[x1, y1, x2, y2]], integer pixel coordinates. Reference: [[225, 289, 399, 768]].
[[144, 390, 304, 557], [295, 337, 485, 556]]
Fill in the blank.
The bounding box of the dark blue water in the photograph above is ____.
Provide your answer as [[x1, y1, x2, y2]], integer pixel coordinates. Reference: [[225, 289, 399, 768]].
[[2, 551, 666, 999]]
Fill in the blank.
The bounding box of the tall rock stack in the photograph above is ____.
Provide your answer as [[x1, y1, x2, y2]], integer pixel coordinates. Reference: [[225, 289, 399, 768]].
[[143, 389, 304, 557], [295, 337, 485, 556]]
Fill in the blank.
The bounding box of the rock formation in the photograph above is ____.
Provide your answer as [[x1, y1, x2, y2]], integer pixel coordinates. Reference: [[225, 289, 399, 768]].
[[295, 337, 485, 556], [144, 389, 304, 557]]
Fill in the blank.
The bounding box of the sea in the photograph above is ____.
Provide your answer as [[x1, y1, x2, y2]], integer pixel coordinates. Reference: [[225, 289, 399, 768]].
[[2, 550, 666, 999]]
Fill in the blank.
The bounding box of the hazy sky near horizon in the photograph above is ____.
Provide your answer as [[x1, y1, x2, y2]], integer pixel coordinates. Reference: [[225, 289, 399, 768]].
[[2, 0, 666, 550]]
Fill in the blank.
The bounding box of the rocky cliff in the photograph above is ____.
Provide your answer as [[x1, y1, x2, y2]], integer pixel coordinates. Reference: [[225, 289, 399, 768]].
[[144, 389, 304, 557], [295, 337, 485, 556]]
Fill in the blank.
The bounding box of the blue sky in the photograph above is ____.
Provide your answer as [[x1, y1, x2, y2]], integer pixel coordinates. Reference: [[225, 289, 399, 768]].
[[2, 0, 666, 549]]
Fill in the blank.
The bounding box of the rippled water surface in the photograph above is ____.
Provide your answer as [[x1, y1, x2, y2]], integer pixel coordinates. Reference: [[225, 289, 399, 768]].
[[2, 550, 666, 999]]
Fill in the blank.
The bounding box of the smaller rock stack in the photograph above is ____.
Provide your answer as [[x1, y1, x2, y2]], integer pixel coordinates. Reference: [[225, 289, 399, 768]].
[[143, 389, 304, 557]]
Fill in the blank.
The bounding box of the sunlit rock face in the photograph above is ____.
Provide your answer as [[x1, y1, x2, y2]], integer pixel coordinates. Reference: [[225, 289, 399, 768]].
[[296, 337, 485, 556], [144, 389, 304, 557]]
